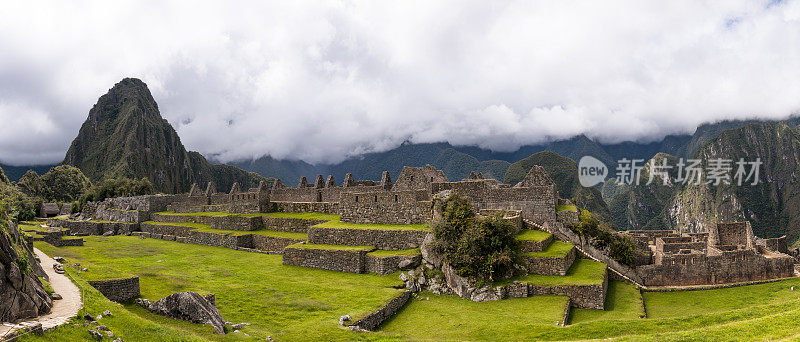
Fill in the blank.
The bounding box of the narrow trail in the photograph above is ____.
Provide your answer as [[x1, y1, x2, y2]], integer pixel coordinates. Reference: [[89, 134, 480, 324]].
[[1, 248, 82, 339]]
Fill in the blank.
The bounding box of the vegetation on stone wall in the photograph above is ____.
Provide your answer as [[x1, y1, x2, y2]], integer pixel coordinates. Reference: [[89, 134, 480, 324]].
[[430, 194, 520, 283], [73, 177, 155, 213], [570, 210, 638, 267]]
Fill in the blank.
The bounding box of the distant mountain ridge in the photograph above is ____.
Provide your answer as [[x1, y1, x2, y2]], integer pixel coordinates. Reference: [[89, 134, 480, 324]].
[[229, 116, 799, 185]]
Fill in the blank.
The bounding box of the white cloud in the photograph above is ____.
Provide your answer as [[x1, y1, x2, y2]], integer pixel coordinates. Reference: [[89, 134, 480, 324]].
[[1, 0, 799, 165]]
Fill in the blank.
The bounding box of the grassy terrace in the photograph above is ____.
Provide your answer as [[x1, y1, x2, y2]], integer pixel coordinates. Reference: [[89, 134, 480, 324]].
[[367, 248, 421, 257], [522, 240, 574, 258], [141, 221, 308, 239], [155, 211, 429, 231], [28, 236, 403, 341], [27, 234, 800, 341], [285, 242, 375, 252], [515, 229, 552, 241], [499, 259, 606, 287]]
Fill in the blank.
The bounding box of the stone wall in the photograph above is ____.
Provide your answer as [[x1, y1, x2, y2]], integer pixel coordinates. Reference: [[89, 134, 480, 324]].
[[262, 217, 327, 233], [88, 277, 140, 302], [757, 236, 788, 253], [48, 220, 139, 236], [269, 201, 339, 214], [307, 226, 428, 250], [139, 223, 303, 253], [349, 290, 412, 331], [366, 253, 421, 275], [150, 213, 263, 231], [282, 246, 372, 273], [338, 190, 432, 225], [431, 180, 557, 225], [520, 247, 576, 276], [526, 270, 607, 310], [519, 234, 554, 253], [636, 249, 795, 286]]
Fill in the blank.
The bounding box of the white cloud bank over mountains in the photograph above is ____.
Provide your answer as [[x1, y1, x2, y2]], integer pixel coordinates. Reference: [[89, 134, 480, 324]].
[[1, 0, 800, 165]]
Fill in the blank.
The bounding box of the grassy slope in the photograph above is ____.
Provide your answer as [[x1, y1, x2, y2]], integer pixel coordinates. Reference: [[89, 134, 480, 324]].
[[30, 236, 407, 341]]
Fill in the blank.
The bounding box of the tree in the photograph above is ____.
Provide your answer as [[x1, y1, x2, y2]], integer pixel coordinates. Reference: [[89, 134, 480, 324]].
[[16, 170, 45, 197], [431, 194, 520, 283], [40, 165, 91, 202]]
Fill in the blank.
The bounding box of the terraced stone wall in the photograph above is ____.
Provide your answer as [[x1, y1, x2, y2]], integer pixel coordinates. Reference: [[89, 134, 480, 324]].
[[365, 254, 421, 275], [88, 277, 140, 303], [521, 247, 576, 276], [307, 227, 427, 250], [262, 217, 326, 233], [519, 235, 554, 253], [282, 246, 370, 273]]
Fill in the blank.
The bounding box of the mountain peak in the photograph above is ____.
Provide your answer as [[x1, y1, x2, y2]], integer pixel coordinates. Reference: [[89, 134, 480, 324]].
[[63, 78, 268, 193]]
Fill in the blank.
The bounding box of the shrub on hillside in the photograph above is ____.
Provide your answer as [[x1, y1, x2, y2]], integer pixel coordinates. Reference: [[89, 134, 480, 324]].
[[0, 183, 40, 221], [570, 210, 638, 267], [430, 194, 520, 283]]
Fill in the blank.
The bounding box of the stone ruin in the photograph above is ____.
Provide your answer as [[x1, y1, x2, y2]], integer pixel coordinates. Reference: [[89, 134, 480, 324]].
[[622, 221, 795, 286]]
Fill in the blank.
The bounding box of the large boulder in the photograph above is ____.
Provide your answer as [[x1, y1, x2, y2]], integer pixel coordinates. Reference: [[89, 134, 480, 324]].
[[0, 219, 53, 322], [137, 292, 226, 333]]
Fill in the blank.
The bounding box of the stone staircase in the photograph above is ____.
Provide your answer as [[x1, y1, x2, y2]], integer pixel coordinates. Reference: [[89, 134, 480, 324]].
[[496, 228, 609, 310]]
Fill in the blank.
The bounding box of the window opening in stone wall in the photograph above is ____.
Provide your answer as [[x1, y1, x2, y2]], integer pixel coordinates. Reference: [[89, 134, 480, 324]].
[[395, 195, 398, 202], [355, 195, 358, 202], [374, 195, 378, 202]]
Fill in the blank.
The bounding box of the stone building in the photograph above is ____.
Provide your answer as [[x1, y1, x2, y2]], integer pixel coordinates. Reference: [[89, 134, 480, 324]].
[[622, 222, 794, 286]]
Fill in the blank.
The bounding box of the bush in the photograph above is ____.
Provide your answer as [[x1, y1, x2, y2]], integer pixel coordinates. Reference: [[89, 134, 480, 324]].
[[571, 210, 638, 267], [0, 182, 40, 221], [40, 165, 91, 202], [16, 166, 91, 203], [431, 194, 520, 283]]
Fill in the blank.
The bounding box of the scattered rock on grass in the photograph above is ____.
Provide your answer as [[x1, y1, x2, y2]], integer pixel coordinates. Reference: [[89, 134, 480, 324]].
[[338, 315, 351, 326], [88, 329, 103, 340]]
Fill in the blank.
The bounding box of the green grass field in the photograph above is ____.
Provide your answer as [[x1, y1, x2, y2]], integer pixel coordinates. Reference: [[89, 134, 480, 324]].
[[515, 229, 552, 241], [25, 235, 800, 341]]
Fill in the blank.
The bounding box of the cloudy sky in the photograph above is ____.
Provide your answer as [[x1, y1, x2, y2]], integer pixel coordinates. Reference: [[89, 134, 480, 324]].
[[1, 1, 800, 166]]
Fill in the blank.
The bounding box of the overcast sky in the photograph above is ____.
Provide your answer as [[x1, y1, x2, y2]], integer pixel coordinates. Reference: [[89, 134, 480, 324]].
[[1, 1, 800, 166]]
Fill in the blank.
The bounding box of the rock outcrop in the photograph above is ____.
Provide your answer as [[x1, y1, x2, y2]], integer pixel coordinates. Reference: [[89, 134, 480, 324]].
[[136, 292, 226, 333], [0, 217, 53, 322]]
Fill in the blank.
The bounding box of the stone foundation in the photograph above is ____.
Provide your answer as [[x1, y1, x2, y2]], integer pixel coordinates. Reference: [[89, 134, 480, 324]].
[[88, 277, 141, 303]]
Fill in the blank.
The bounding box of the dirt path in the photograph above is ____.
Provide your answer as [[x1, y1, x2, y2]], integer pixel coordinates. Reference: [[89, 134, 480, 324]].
[[1, 248, 82, 339]]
